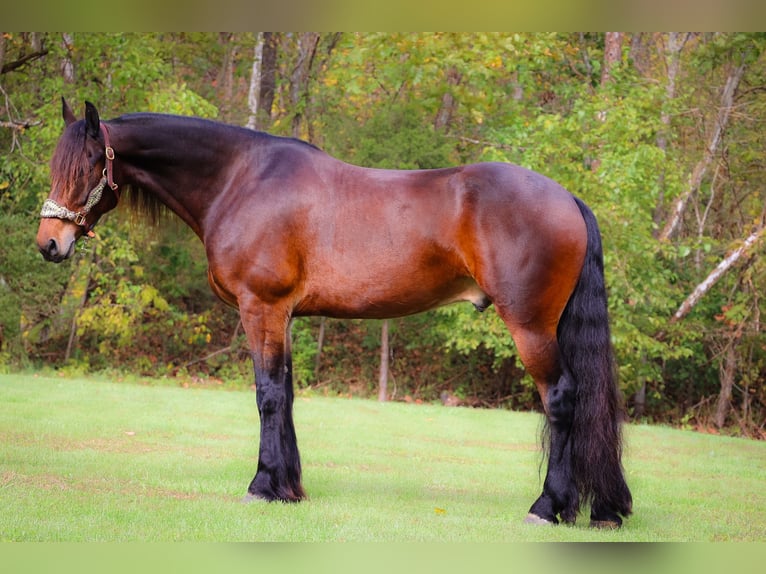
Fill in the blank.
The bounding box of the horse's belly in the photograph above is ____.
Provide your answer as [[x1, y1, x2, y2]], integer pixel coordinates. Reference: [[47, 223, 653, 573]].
[[295, 273, 489, 319]]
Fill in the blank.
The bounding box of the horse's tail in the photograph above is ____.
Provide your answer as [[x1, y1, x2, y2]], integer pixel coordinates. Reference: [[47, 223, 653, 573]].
[[557, 196, 632, 519]]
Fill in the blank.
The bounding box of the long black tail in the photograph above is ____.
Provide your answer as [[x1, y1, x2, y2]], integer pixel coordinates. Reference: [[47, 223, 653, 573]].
[[557, 196, 632, 519]]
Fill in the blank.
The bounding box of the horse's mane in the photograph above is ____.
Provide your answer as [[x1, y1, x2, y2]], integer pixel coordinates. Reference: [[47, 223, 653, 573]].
[[122, 182, 168, 226], [113, 115, 322, 226], [51, 112, 322, 228]]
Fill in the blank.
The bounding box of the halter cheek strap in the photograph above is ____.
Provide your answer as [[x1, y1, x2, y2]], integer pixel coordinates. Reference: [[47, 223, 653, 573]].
[[101, 123, 118, 192], [39, 123, 119, 235]]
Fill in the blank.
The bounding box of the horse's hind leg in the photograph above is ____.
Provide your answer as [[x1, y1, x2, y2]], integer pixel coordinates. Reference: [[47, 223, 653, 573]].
[[500, 320, 579, 525]]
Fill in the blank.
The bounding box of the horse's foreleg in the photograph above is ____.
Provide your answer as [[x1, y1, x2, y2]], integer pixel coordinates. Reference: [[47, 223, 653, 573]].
[[241, 307, 304, 502]]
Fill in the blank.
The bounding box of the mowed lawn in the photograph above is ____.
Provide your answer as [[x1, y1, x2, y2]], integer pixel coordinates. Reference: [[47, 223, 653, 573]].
[[1, 373, 764, 542]]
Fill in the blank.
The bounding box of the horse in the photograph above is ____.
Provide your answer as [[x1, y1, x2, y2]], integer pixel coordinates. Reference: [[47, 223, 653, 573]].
[[37, 99, 632, 528]]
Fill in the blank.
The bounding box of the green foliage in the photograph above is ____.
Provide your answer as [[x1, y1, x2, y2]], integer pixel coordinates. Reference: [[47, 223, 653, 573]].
[[77, 282, 169, 350], [0, 212, 69, 365], [147, 82, 219, 118], [456, 70, 689, 393], [324, 99, 460, 169], [291, 318, 318, 387], [436, 306, 517, 365], [1, 32, 765, 435], [335, 102, 453, 170], [0, 33, 222, 375]]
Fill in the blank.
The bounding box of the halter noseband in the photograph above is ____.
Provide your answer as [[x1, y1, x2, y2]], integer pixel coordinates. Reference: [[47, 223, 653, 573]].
[[40, 123, 119, 234]]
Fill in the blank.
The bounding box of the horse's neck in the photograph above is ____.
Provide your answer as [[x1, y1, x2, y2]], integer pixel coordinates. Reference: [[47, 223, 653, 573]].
[[113, 117, 242, 237]]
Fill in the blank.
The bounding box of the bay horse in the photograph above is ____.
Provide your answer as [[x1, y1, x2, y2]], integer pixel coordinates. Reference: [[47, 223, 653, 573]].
[[37, 99, 632, 528]]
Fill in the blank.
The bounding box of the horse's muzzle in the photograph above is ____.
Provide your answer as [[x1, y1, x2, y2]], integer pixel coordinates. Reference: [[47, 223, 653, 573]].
[[38, 236, 75, 263], [37, 218, 79, 263]]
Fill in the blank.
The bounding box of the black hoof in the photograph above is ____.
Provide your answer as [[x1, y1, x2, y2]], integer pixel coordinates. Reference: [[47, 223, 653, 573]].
[[248, 470, 305, 503], [589, 519, 622, 529], [589, 506, 624, 529]]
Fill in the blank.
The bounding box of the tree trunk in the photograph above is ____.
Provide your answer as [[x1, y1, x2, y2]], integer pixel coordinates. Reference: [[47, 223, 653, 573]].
[[245, 33, 264, 130], [715, 327, 743, 428], [378, 320, 390, 402], [600, 32, 623, 86], [216, 33, 237, 120], [659, 59, 746, 241], [637, 33, 691, 410], [669, 222, 766, 325], [593, 33, 624, 145], [290, 32, 320, 138], [653, 32, 691, 233], [434, 67, 462, 130], [258, 32, 279, 129], [633, 377, 646, 419], [64, 249, 96, 362], [314, 317, 326, 381], [61, 33, 74, 83]]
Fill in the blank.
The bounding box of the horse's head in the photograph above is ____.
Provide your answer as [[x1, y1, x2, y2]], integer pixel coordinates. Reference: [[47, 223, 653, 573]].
[[37, 98, 120, 263]]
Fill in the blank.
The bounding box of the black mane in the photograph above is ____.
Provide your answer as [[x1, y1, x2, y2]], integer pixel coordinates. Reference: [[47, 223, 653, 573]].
[[107, 113, 321, 225], [113, 112, 322, 152]]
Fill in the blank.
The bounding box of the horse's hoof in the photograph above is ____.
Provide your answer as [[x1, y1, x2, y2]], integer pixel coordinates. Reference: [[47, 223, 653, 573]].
[[524, 513, 555, 525], [589, 519, 621, 529], [241, 493, 269, 504]]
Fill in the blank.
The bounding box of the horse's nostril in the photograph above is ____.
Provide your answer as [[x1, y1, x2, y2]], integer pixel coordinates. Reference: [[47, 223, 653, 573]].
[[39, 238, 61, 261]]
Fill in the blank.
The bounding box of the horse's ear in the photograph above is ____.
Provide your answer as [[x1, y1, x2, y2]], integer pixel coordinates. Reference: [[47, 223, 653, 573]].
[[84, 101, 100, 138], [62, 97, 77, 126]]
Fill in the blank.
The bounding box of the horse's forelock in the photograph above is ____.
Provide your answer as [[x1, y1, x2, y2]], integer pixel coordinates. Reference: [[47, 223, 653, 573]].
[[49, 122, 89, 199]]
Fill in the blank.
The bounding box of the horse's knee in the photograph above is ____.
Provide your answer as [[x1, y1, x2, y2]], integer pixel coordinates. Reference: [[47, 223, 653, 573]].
[[546, 374, 576, 429], [258, 396, 279, 416], [256, 387, 286, 416]]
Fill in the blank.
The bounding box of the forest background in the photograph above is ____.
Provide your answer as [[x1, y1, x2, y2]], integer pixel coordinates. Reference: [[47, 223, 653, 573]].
[[1, 32, 764, 437]]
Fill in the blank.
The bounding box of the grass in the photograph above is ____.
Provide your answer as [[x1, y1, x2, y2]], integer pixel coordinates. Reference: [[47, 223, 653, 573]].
[[1, 372, 765, 542]]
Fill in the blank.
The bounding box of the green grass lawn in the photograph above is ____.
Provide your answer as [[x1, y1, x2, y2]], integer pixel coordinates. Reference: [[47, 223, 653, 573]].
[[1, 373, 764, 542]]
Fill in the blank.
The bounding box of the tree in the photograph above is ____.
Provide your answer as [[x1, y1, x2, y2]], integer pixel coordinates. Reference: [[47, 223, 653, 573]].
[[378, 320, 390, 402], [1, 31, 764, 435], [655, 33, 766, 430], [245, 33, 285, 131], [289, 32, 320, 138], [245, 32, 263, 130], [659, 56, 746, 241], [653, 32, 691, 230], [670, 220, 766, 325], [600, 32, 623, 86], [259, 33, 279, 128]]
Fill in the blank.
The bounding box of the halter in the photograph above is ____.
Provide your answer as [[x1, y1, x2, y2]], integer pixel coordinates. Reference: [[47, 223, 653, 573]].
[[40, 123, 119, 235]]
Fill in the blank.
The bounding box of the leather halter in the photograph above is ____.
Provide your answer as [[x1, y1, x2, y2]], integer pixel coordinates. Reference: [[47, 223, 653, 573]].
[[101, 123, 118, 193], [40, 123, 119, 234]]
